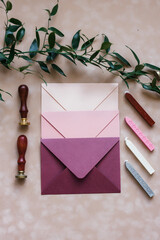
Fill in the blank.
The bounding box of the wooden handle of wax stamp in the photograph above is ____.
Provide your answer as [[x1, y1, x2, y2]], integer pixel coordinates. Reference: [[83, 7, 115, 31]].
[[18, 85, 29, 119], [17, 135, 27, 172]]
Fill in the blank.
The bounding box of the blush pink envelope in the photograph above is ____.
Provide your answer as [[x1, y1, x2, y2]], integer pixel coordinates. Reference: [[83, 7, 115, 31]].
[[41, 111, 119, 139], [41, 83, 118, 112]]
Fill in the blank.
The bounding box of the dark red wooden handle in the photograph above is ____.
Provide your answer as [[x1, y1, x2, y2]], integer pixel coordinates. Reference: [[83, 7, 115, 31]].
[[18, 85, 28, 118], [17, 135, 27, 172]]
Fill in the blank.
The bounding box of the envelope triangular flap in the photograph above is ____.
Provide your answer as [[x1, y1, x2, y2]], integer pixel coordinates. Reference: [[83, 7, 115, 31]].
[[42, 111, 119, 138], [42, 83, 118, 111], [41, 138, 119, 179]]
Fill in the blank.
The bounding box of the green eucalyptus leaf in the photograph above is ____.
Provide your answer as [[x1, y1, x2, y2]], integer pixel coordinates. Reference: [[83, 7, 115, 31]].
[[19, 64, 31, 72], [59, 46, 74, 52], [124, 79, 129, 88], [9, 18, 22, 26], [5, 33, 15, 46], [51, 63, 66, 76], [36, 28, 40, 47], [8, 42, 15, 63], [59, 53, 75, 64], [141, 83, 160, 94], [112, 52, 131, 67], [121, 70, 148, 80], [105, 59, 115, 69], [98, 55, 104, 63], [113, 64, 123, 70], [126, 45, 140, 65], [48, 27, 64, 37], [38, 61, 50, 73], [7, 25, 20, 32], [0, 61, 10, 69], [101, 35, 112, 53], [38, 27, 48, 32], [48, 32, 55, 49], [104, 35, 109, 42], [150, 78, 157, 87], [16, 27, 25, 41], [50, 4, 58, 16], [46, 51, 58, 62], [135, 64, 144, 72], [106, 60, 123, 71], [0, 93, 4, 102], [65, 52, 75, 60], [89, 61, 101, 68], [81, 37, 95, 51], [20, 55, 33, 63], [101, 41, 112, 52], [0, 88, 12, 96], [29, 39, 38, 58], [76, 55, 88, 66], [0, 52, 7, 62], [144, 63, 160, 71], [119, 76, 129, 88], [104, 35, 111, 53], [6, 1, 12, 11], [90, 50, 99, 61], [72, 30, 81, 50], [45, 9, 51, 16], [46, 54, 52, 63]]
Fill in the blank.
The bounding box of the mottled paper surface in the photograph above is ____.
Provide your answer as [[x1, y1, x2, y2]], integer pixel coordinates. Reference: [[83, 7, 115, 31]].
[[0, 0, 160, 239]]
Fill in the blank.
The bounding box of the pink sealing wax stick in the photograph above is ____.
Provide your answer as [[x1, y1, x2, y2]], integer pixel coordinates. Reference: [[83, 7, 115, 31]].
[[125, 117, 154, 151]]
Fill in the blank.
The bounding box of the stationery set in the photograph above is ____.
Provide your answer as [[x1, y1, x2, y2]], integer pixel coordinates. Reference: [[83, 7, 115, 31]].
[[15, 82, 155, 198]]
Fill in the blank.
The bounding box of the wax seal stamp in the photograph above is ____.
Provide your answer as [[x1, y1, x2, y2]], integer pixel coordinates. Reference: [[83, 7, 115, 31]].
[[18, 84, 30, 126], [15, 135, 28, 179]]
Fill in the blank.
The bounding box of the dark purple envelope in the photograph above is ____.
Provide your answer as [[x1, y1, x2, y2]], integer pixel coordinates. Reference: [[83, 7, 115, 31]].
[[41, 138, 121, 195]]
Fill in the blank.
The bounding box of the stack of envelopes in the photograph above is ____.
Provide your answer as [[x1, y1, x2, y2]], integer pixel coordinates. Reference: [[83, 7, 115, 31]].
[[41, 83, 121, 195]]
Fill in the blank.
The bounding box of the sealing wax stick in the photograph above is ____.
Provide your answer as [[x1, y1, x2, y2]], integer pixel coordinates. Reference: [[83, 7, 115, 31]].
[[125, 137, 155, 174], [125, 117, 154, 151], [125, 161, 154, 198], [125, 91, 155, 126]]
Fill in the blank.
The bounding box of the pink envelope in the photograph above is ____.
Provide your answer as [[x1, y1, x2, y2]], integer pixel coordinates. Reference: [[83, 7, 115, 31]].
[[41, 111, 120, 195], [41, 137, 120, 194], [41, 83, 118, 112], [41, 111, 119, 139]]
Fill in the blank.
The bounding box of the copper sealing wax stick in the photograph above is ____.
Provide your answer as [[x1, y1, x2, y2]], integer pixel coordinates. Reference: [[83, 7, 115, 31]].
[[125, 91, 155, 126], [18, 84, 30, 126], [15, 135, 27, 179]]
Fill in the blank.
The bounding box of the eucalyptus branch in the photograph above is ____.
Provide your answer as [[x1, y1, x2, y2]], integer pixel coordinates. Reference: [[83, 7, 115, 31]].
[[0, 0, 160, 102]]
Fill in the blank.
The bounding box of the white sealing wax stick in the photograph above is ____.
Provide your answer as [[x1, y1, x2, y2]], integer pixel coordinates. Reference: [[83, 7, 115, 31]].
[[125, 137, 155, 175], [125, 161, 154, 198], [125, 117, 155, 151]]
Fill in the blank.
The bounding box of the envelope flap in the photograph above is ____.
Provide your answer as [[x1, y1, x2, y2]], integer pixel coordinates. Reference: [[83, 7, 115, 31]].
[[41, 138, 119, 179], [42, 83, 118, 111]]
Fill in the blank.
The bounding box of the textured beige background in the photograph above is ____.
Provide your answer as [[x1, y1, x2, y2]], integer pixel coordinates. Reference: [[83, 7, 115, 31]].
[[0, 0, 160, 239]]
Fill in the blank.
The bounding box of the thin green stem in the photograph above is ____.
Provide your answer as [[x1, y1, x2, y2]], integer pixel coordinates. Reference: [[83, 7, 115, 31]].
[[41, 18, 50, 50]]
